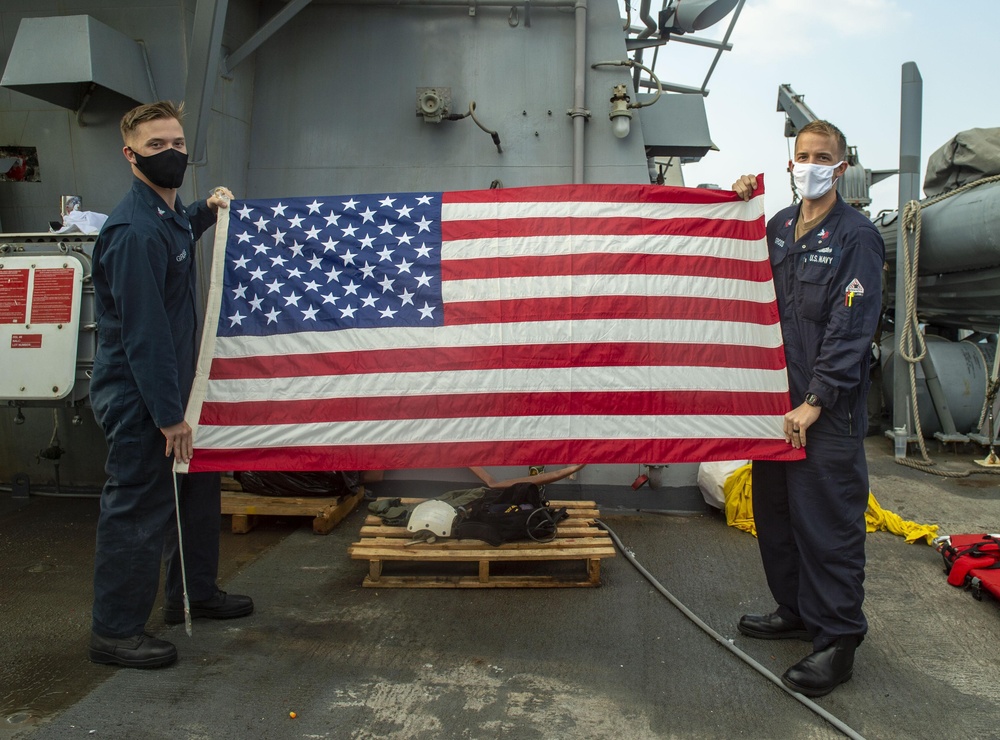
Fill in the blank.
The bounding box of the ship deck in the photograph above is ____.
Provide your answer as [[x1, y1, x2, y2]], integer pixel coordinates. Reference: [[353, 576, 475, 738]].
[[2, 436, 999, 739]]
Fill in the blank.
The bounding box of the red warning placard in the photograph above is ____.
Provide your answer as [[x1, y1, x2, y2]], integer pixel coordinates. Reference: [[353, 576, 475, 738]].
[[0, 269, 29, 324], [30, 268, 75, 324], [11, 334, 42, 348]]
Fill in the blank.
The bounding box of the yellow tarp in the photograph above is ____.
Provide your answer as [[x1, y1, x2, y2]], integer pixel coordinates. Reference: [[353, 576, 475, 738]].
[[722, 464, 939, 545], [723, 464, 757, 536], [864, 493, 939, 544]]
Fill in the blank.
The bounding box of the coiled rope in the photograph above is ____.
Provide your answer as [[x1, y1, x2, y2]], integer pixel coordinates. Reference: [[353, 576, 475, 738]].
[[896, 173, 1000, 474]]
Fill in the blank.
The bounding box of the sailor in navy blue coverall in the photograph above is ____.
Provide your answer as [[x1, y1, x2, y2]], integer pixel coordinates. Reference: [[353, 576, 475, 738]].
[[732, 120, 885, 697], [88, 101, 251, 669]]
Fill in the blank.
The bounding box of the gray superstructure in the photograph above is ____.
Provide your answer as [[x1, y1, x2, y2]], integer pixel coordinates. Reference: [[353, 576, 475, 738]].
[[0, 0, 738, 491]]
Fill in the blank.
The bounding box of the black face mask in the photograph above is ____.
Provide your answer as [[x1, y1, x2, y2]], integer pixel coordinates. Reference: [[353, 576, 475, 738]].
[[129, 147, 188, 189]]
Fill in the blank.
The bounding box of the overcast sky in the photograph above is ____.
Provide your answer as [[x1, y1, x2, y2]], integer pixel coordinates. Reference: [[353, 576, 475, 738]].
[[645, 0, 1000, 219]]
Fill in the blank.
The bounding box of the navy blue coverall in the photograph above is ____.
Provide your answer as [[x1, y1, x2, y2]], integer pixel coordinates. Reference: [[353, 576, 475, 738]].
[[752, 193, 885, 650], [90, 178, 221, 639]]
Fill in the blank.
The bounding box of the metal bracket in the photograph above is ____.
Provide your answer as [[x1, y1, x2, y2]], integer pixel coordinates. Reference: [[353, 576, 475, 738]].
[[932, 432, 970, 444], [920, 351, 966, 440]]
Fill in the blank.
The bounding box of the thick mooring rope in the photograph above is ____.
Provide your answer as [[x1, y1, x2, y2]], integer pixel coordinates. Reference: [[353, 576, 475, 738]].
[[895, 174, 1000, 472]]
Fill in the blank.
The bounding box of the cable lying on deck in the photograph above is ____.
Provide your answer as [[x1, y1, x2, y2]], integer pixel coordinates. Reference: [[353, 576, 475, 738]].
[[597, 518, 867, 740]]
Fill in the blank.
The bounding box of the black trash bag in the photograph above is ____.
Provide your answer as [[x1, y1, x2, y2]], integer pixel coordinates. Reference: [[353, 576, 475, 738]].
[[234, 470, 360, 497], [452, 482, 568, 546]]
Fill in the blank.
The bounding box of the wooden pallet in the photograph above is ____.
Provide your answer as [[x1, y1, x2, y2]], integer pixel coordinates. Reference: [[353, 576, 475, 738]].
[[220, 477, 364, 534], [348, 498, 615, 588]]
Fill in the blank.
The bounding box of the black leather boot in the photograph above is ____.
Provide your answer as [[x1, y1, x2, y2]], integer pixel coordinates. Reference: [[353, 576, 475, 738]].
[[738, 612, 811, 640], [163, 590, 254, 624], [781, 635, 860, 697], [89, 631, 177, 668]]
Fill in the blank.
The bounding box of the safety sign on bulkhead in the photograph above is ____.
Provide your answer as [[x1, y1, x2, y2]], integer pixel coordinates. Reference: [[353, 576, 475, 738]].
[[0, 254, 82, 400]]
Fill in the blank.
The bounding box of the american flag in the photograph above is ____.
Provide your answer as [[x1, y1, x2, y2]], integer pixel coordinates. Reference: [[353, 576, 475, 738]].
[[180, 181, 802, 473]]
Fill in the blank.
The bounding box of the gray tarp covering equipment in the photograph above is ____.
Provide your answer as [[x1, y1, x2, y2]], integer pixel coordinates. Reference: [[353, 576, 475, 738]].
[[924, 127, 1000, 197]]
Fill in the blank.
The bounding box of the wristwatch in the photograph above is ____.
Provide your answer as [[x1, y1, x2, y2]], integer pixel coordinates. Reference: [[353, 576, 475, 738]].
[[804, 393, 822, 408]]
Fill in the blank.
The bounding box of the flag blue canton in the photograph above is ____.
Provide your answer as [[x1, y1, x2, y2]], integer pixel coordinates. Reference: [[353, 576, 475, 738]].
[[216, 192, 444, 337]]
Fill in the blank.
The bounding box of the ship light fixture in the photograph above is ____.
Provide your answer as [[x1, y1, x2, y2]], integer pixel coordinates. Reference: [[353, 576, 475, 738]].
[[592, 60, 662, 140], [609, 84, 633, 138], [659, 0, 740, 35]]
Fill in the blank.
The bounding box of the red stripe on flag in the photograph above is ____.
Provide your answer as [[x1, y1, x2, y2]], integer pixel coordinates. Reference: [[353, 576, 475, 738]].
[[187, 435, 800, 473], [208, 342, 787, 381], [441, 181, 766, 205], [442, 215, 764, 241], [441, 252, 773, 282], [444, 295, 777, 326], [199, 390, 792, 426]]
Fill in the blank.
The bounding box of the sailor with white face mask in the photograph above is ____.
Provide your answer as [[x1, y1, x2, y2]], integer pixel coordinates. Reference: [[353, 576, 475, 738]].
[[730, 121, 885, 698], [792, 157, 844, 201]]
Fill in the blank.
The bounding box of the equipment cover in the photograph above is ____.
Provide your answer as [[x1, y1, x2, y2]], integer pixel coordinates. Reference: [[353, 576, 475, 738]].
[[923, 127, 1000, 197]]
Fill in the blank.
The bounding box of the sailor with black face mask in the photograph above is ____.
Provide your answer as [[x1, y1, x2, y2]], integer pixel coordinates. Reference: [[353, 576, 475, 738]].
[[88, 101, 253, 669], [730, 120, 885, 698], [127, 144, 189, 189]]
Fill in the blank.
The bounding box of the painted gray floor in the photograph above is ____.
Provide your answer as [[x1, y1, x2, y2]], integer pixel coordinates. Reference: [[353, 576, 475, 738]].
[[3, 437, 1000, 739]]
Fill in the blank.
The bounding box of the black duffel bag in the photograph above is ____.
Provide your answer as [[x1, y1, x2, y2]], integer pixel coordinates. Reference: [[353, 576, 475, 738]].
[[234, 470, 360, 498]]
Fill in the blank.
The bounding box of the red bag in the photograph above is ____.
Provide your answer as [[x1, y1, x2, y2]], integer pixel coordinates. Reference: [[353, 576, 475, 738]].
[[935, 533, 1000, 602]]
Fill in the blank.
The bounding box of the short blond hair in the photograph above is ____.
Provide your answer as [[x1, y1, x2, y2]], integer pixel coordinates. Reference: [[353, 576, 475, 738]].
[[796, 120, 847, 161], [120, 101, 185, 144]]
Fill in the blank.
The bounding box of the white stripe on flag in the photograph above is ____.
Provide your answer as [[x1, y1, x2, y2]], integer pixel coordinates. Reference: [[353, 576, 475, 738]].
[[208, 319, 783, 360], [441, 273, 776, 303], [202, 366, 790, 403], [193, 413, 785, 450]]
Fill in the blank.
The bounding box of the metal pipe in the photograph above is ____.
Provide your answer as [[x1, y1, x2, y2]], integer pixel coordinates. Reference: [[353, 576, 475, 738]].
[[593, 60, 661, 108], [136, 40, 159, 101], [75, 82, 96, 127], [637, 0, 656, 39], [893, 61, 923, 446], [637, 78, 706, 96], [223, 0, 314, 76], [626, 26, 732, 50], [700, 0, 745, 91], [572, 0, 587, 183], [186, 0, 229, 165]]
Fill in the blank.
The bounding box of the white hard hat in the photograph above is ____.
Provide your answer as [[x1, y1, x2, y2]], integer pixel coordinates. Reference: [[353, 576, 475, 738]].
[[406, 500, 458, 537]]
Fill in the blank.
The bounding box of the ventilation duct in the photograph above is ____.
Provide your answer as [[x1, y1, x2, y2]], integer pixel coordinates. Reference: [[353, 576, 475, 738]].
[[1, 15, 154, 112]]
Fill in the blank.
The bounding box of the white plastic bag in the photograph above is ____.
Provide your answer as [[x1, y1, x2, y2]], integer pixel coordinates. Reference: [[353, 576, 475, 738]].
[[696, 460, 748, 510]]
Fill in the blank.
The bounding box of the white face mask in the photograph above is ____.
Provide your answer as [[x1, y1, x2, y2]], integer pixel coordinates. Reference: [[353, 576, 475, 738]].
[[792, 161, 843, 201]]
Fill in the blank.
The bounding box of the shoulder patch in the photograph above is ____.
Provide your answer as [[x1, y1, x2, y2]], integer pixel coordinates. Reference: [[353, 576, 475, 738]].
[[846, 278, 865, 295]]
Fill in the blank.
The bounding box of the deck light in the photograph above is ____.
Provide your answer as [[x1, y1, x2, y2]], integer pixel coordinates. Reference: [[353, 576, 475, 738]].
[[609, 84, 633, 138], [659, 0, 740, 35]]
